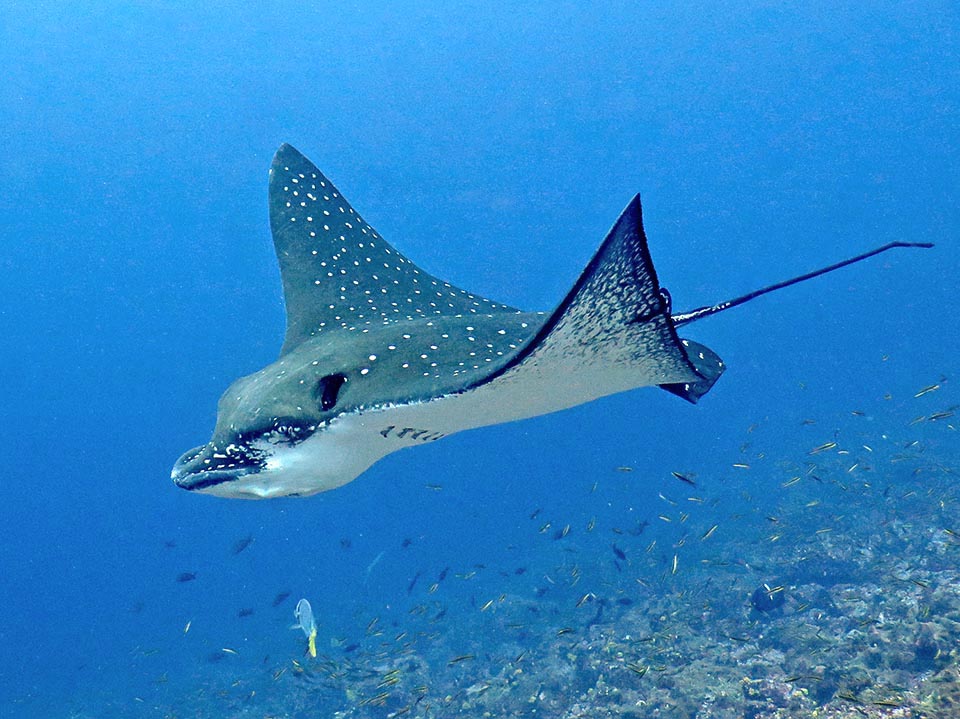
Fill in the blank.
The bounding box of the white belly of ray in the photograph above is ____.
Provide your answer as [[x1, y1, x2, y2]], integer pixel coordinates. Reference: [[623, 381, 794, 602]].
[[216, 351, 690, 499]]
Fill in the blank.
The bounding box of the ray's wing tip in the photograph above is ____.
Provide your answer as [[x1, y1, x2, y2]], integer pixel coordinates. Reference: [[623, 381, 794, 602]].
[[612, 193, 646, 237], [269, 145, 323, 198], [621, 193, 642, 218], [271, 143, 309, 170]]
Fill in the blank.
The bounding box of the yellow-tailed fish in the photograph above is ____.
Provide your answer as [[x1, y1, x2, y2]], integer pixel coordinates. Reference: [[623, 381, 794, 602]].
[[293, 598, 318, 658]]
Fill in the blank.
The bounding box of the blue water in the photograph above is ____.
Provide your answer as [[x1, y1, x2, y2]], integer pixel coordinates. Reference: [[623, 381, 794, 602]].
[[1, 3, 957, 717]]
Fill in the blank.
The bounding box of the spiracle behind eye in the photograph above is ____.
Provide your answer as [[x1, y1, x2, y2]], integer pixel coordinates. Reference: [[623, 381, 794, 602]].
[[316, 373, 347, 411]]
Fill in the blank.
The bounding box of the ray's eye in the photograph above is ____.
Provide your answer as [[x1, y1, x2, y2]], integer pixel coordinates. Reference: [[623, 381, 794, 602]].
[[316, 373, 347, 411]]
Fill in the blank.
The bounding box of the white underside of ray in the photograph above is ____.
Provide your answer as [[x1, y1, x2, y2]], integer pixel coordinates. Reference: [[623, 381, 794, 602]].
[[203, 326, 702, 499]]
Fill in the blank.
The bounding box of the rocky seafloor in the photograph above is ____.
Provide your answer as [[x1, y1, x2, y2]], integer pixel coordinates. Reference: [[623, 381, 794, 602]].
[[270, 527, 960, 719], [155, 406, 959, 719], [64, 392, 958, 719]]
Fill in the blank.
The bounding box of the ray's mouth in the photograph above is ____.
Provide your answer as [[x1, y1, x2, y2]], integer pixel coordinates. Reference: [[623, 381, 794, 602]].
[[171, 442, 265, 491], [171, 421, 320, 492]]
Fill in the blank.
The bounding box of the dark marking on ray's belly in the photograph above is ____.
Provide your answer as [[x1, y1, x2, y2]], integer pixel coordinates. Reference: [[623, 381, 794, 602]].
[[380, 425, 446, 442]]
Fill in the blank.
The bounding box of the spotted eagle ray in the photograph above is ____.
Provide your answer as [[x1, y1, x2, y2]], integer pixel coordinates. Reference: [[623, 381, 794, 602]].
[[172, 144, 930, 499]]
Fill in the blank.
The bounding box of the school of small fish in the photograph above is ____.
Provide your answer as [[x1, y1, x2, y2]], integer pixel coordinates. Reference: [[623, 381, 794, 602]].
[[122, 370, 958, 717]]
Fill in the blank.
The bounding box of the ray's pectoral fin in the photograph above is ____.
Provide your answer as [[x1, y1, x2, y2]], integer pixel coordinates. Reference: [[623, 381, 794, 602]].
[[268, 144, 521, 356], [471, 195, 724, 407]]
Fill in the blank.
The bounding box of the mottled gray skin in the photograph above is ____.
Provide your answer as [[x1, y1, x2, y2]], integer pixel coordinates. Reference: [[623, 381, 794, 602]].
[[172, 145, 721, 498], [213, 310, 542, 435]]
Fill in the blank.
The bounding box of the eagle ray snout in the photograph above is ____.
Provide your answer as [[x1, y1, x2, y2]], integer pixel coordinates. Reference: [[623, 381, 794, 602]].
[[171, 442, 262, 491]]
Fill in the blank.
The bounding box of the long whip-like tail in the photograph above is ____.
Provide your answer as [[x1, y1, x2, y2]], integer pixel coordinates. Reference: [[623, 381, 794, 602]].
[[672, 241, 934, 327]]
